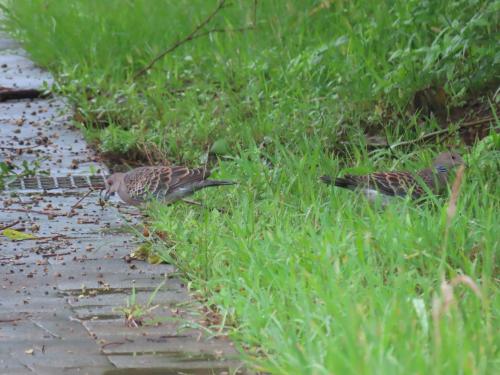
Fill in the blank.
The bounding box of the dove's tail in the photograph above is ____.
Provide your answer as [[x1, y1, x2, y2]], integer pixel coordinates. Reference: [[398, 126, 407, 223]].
[[320, 175, 356, 190], [320, 175, 333, 185], [198, 179, 236, 188]]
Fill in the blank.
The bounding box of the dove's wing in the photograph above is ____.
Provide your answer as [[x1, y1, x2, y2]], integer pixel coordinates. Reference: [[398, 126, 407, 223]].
[[167, 167, 209, 191], [341, 171, 426, 198], [124, 167, 172, 201]]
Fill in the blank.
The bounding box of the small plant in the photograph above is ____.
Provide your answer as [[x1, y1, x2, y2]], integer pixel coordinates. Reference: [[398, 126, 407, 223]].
[[20, 159, 48, 176], [0, 159, 48, 189], [114, 280, 165, 328], [0, 161, 15, 190]]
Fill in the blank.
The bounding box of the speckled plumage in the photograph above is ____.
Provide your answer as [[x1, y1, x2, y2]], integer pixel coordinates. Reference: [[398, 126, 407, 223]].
[[104, 166, 234, 206], [320, 152, 464, 200]]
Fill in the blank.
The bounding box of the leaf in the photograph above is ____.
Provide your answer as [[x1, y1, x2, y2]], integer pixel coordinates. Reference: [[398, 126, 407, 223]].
[[412, 298, 429, 336], [388, 49, 403, 62], [210, 138, 231, 155], [0, 161, 13, 173], [130, 242, 164, 264], [2, 229, 38, 241], [146, 253, 163, 265]]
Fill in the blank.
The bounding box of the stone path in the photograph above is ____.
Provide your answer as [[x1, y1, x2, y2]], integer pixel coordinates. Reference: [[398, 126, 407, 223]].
[[0, 32, 244, 374]]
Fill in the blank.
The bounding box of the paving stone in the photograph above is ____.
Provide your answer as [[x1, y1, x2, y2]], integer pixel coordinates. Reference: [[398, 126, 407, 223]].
[[0, 271, 63, 314], [106, 354, 244, 373], [70, 289, 189, 320], [33, 366, 112, 375], [99, 334, 239, 356], [3, 338, 110, 367], [82, 318, 199, 341], [0, 37, 20, 51], [0, 54, 52, 88], [0, 32, 245, 374], [0, 98, 101, 176], [72, 302, 190, 322], [51, 258, 175, 292], [67, 289, 188, 309], [0, 354, 33, 375], [0, 320, 60, 341], [29, 313, 94, 340]]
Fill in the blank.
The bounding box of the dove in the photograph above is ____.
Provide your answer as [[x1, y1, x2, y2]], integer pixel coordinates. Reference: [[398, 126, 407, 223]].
[[103, 166, 234, 206], [320, 152, 464, 201]]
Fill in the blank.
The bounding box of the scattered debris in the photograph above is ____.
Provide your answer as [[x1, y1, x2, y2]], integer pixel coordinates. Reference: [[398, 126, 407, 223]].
[[0, 86, 50, 102]]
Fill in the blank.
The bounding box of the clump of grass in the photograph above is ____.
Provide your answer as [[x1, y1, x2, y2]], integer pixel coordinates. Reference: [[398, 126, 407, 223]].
[[2, 0, 498, 161], [114, 280, 165, 328], [146, 138, 498, 374]]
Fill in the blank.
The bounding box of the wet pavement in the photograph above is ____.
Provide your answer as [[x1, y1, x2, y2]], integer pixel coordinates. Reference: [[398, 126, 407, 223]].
[[0, 32, 244, 374]]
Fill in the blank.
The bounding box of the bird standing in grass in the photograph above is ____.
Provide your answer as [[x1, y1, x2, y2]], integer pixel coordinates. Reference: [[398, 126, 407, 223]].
[[103, 166, 234, 206], [320, 152, 464, 201]]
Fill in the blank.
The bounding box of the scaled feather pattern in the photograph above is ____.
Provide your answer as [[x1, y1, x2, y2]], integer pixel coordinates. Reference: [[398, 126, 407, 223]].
[[320, 152, 464, 200], [104, 166, 234, 206]]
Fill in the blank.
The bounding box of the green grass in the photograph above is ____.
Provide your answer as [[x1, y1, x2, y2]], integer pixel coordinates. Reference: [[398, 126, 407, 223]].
[[145, 142, 499, 374], [2, 0, 499, 373], [2, 0, 498, 159]]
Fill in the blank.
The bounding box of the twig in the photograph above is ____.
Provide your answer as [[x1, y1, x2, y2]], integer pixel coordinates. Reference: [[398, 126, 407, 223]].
[[187, 25, 255, 42], [41, 252, 72, 258], [188, 1, 258, 49], [0, 207, 66, 217], [134, 0, 227, 79], [182, 198, 203, 206], [390, 116, 496, 149], [446, 165, 465, 228], [460, 116, 497, 127], [432, 274, 482, 347], [181, 198, 229, 214], [100, 339, 133, 351], [0, 88, 50, 102], [67, 189, 93, 216], [0, 220, 20, 231], [134, 0, 258, 79], [0, 318, 22, 323], [10, 234, 77, 242], [0, 261, 26, 266], [101, 341, 125, 350], [118, 210, 143, 217], [0, 145, 44, 151], [254, 0, 258, 27], [0, 255, 27, 261]]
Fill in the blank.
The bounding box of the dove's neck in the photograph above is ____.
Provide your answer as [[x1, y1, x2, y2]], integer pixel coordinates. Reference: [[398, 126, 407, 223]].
[[425, 164, 449, 192], [417, 165, 448, 194], [434, 164, 448, 174]]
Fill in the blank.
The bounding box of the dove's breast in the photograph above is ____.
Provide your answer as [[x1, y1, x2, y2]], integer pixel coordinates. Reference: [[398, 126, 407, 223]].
[[362, 188, 392, 206]]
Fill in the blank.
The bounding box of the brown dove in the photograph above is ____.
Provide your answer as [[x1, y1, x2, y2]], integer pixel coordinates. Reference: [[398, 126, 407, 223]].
[[103, 166, 234, 206], [320, 152, 464, 201]]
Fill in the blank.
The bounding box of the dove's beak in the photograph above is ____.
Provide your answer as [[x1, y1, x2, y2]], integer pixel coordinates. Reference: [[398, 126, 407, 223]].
[[103, 190, 112, 201]]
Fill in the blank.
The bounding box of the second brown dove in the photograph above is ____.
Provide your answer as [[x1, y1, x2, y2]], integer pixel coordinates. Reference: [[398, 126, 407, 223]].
[[103, 166, 235, 206], [320, 152, 464, 201]]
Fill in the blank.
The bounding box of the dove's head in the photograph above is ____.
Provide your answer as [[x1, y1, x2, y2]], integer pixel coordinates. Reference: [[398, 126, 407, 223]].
[[104, 173, 125, 201], [433, 152, 464, 171]]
